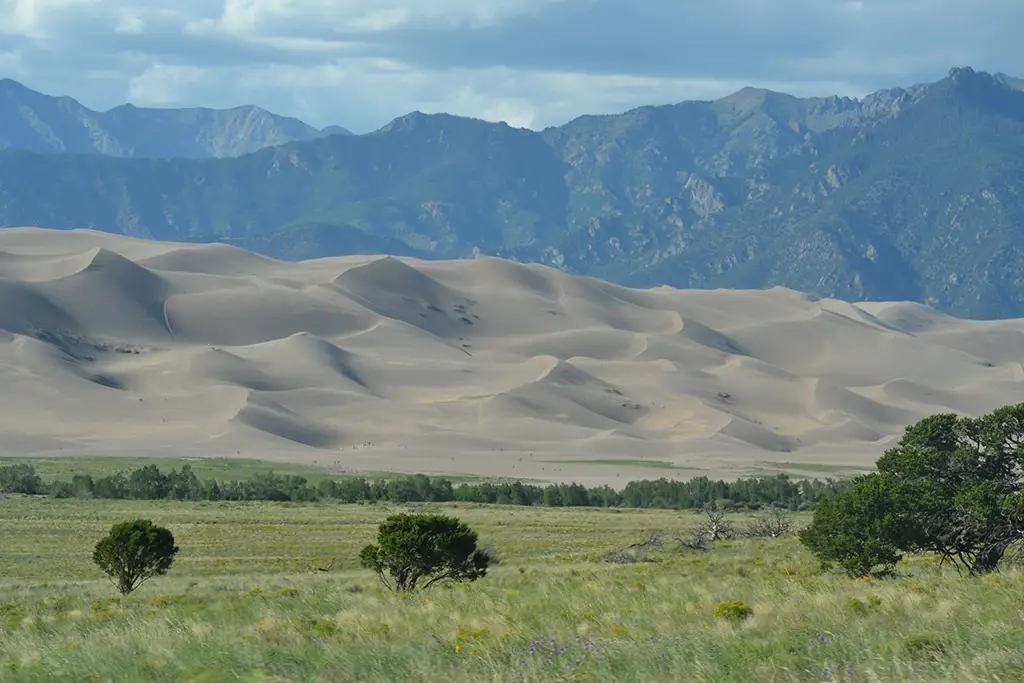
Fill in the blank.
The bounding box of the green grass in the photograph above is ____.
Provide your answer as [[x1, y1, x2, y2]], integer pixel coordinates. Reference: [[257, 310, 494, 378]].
[[356, 471, 543, 484], [0, 498, 1022, 682], [546, 459, 683, 470], [0, 457, 335, 483], [753, 461, 875, 477], [1, 458, 543, 486]]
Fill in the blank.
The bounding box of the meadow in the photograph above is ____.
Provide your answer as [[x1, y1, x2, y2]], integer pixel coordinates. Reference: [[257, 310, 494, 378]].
[[1, 497, 1023, 682]]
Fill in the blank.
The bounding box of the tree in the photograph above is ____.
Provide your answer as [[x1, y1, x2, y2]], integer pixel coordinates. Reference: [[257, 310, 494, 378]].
[[92, 520, 179, 594], [359, 513, 491, 592], [166, 465, 202, 501], [745, 506, 794, 539], [698, 501, 734, 542], [0, 464, 42, 495], [874, 406, 1024, 575], [799, 474, 905, 577], [128, 465, 169, 499], [801, 404, 1024, 577], [93, 473, 129, 499]]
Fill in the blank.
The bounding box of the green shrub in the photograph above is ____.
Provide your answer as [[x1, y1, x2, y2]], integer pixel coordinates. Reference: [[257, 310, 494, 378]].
[[312, 618, 338, 636], [359, 513, 492, 592], [798, 474, 904, 577], [93, 519, 179, 595], [802, 405, 1024, 578], [713, 601, 753, 622]]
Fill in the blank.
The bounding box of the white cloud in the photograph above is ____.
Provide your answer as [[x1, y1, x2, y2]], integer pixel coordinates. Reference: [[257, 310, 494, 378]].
[[114, 11, 145, 34], [127, 64, 209, 106], [0, 0, 1022, 132]]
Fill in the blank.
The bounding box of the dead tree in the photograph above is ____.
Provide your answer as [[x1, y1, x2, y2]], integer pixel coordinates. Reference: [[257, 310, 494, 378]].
[[675, 528, 708, 551], [745, 506, 793, 539], [698, 502, 734, 542], [605, 531, 663, 564]]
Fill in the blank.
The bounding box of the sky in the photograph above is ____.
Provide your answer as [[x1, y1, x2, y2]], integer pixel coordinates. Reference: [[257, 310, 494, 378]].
[[1, 0, 1023, 133]]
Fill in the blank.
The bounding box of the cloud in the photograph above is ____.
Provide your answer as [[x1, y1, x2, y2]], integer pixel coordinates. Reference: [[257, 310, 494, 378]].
[[1, 0, 1022, 132]]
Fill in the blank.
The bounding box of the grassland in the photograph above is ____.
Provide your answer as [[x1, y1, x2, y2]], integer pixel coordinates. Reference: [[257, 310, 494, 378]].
[[1, 498, 1023, 682], [0, 457, 530, 487], [755, 462, 875, 477], [0, 457, 334, 484], [546, 459, 684, 470]]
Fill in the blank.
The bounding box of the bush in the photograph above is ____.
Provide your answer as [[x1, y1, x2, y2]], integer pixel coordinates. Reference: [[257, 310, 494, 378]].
[[799, 473, 904, 577], [801, 404, 1024, 577], [359, 513, 491, 592], [713, 601, 753, 622], [874, 407, 1024, 575], [92, 520, 179, 595]]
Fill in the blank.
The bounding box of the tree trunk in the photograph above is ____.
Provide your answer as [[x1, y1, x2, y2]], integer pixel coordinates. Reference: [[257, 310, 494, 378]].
[[968, 544, 1007, 576]]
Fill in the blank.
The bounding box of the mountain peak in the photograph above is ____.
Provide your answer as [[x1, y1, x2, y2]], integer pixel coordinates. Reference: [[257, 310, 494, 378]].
[[945, 65, 996, 86], [0, 78, 29, 91], [375, 110, 501, 135], [320, 125, 354, 136]]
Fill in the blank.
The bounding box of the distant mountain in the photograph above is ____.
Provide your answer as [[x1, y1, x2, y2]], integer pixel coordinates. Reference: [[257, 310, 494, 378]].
[[0, 67, 1022, 319], [996, 73, 1024, 90], [0, 78, 351, 158]]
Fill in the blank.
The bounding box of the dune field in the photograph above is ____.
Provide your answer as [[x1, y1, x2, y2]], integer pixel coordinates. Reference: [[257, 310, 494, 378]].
[[1, 227, 1022, 485]]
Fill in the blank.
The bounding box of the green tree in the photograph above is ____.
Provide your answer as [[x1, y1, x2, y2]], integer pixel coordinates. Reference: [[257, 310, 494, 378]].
[[93, 473, 129, 499], [875, 406, 1024, 575], [166, 465, 202, 501], [801, 404, 1024, 577], [0, 464, 42, 495], [128, 465, 169, 499], [359, 513, 491, 592], [799, 473, 905, 577], [92, 520, 179, 594]]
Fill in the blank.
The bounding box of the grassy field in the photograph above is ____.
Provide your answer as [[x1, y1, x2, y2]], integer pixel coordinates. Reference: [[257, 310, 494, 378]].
[[0, 457, 334, 483], [546, 459, 684, 470], [761, 463, 874, 476], [1, 498, 1023, 682], [0, 457, 526, 486]]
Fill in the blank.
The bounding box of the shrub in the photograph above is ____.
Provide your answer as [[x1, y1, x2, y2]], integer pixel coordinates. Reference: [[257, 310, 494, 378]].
[[802, 404, 1024, 577], [799, 473, 904, 577], [713, 601, 753, 622], [92, 519, 179, 595], [359, 513, 491, 592]]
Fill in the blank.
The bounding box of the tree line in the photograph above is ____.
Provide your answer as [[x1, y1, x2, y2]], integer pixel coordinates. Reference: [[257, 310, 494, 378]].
[[0, 462, 848, 510]]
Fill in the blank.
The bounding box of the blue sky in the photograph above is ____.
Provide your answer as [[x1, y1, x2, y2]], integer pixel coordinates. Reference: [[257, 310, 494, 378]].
[[1, 0, 1022, 132]]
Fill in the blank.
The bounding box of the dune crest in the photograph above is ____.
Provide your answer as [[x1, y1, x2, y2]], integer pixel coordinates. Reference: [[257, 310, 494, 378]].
[[2, 227, 1023, 484]]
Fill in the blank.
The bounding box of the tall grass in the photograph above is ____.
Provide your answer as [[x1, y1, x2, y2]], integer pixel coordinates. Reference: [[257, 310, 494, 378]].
[[0, 498, 1022, 682]]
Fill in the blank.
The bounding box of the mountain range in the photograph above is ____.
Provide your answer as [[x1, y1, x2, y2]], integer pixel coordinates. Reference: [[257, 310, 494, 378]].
[[0, 67, 1022, 319], [0, 78, 351, 158]]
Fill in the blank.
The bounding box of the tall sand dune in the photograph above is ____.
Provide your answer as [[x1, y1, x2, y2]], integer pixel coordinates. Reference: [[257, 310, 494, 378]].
[[2, 227, 1024, 484]]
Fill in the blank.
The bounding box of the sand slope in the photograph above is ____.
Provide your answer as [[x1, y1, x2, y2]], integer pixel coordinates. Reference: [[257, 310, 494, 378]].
[[2, 227, 1023, 484]]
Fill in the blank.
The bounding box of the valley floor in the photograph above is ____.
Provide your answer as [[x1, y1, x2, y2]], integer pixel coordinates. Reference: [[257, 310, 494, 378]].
[[0, 499, 1022, 682]]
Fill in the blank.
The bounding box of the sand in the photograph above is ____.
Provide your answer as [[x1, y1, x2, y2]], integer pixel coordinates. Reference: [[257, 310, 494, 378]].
[[1, 227, 1022, 485]]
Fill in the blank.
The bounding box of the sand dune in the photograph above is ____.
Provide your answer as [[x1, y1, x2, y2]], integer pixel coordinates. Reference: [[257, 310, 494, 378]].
[[2, 227, 1024, 485]]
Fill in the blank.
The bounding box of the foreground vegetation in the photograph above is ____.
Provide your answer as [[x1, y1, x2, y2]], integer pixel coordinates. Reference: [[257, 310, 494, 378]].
[[1, 498, 1023, 682], [801, 405, 1024, 578]]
